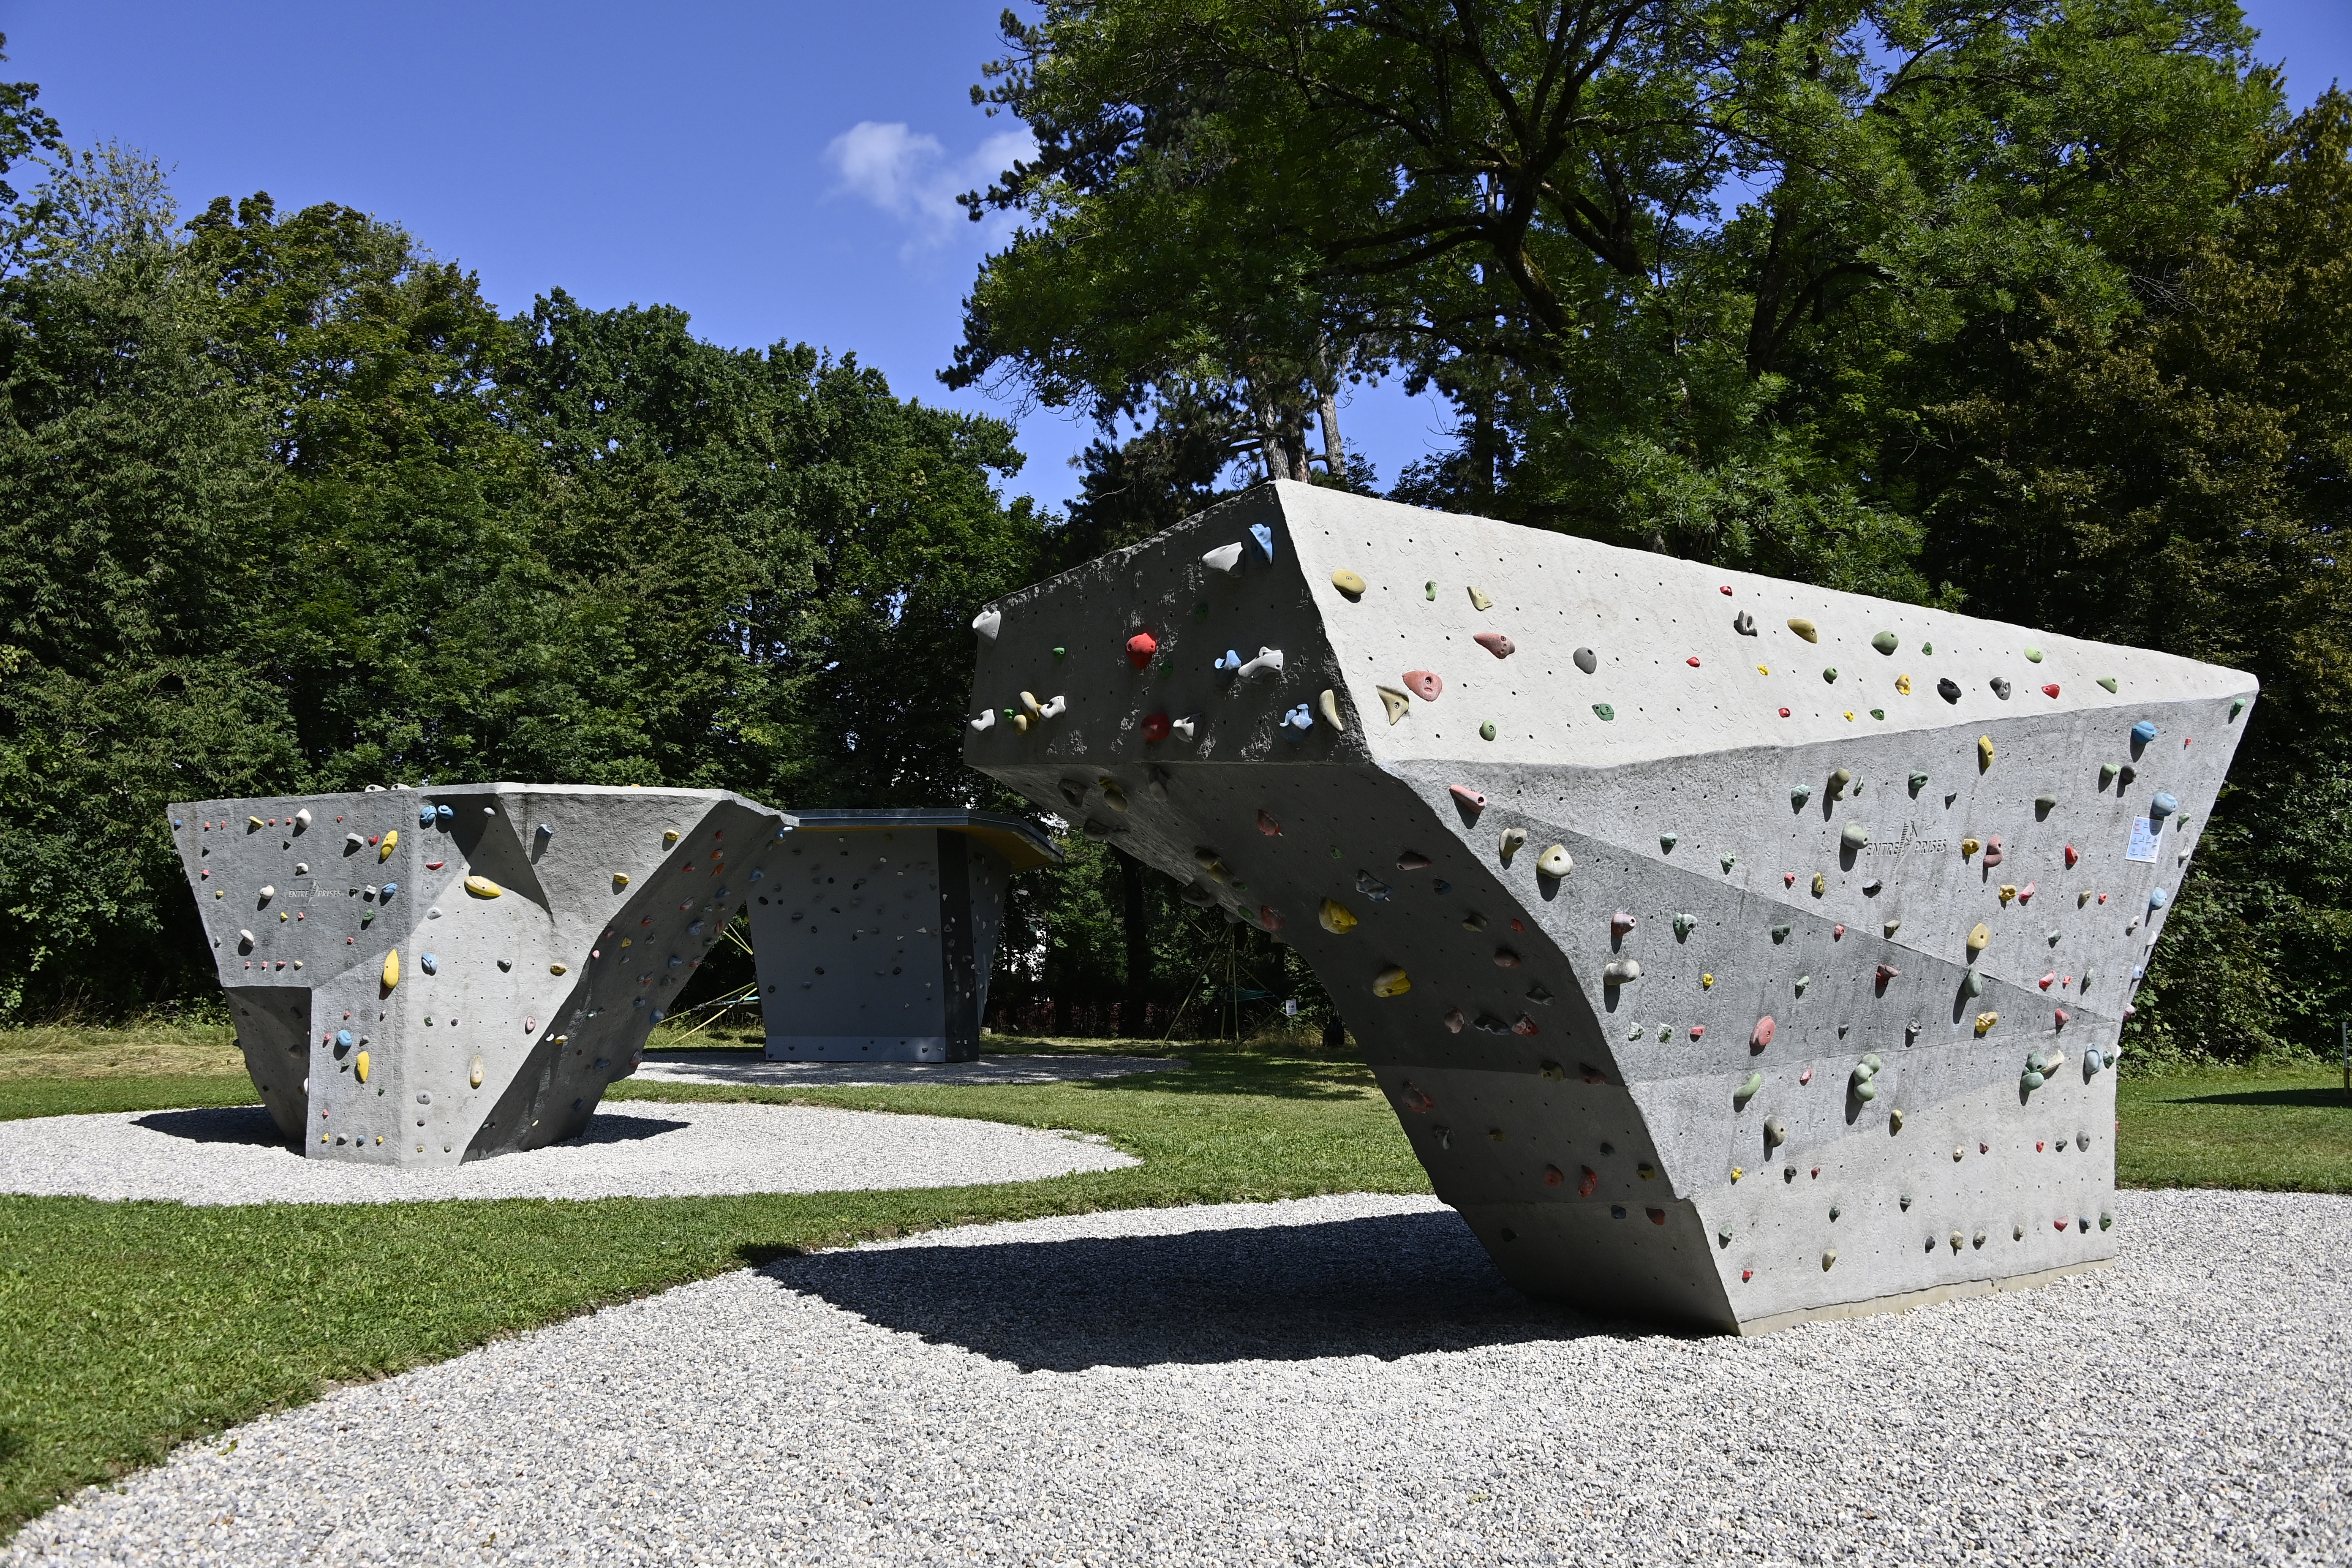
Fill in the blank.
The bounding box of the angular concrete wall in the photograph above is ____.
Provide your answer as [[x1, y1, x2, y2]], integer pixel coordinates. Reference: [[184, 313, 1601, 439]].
[[749, 810, 1058, 1062], [966, 481, 2254, 1332], [169, 784, 793, 1164]]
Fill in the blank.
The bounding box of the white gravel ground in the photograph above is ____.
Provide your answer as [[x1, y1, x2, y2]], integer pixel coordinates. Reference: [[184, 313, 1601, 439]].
[[0, 1102, 1134, 1205], [11, 1187, 2347, 1566], [632, 1049, 1185, 1089]]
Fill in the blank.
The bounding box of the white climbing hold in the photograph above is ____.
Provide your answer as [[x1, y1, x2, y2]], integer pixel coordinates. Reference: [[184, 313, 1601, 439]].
[[1377, 686, 1411, 724], [1318, 689, 1345, 732], [1202, 542, 1244, 573], [969, 709, 996, 732], [1602, 959, 1642, 985], [1236, 647, 1284, 678], [1536, 844, 1571, 879], [1498, 827, 1527, 864], [972, 608, 1002, 640]]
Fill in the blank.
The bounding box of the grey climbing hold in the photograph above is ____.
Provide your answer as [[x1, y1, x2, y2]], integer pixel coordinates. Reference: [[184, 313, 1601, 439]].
[[1764, 1117, 1787, 1147], [1962, 969, 1984, 997], [1828, 768, 1852, 798], [1672, 913, 1696, 939], [2035, 793, 2057, 811], [1573, 647, 1597, 674], [1908, 771, 1928, 794], [1601, 959, 1642, 985], [1536, 844, 1572, 879], [1734, 610, 1756, 635], [1791, 784, 1813, 806], [1937, 678, 1962, 702], [1659, 832, 1678, 851], [1721, 852, 1737, 872], [1498, 827, 1527, 864], [1990, 676, 2012, 700], [1771, 925, 1791, 942]]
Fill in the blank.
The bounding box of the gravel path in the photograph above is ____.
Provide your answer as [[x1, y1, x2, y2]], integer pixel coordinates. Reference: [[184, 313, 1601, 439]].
[[11, 1187, 2347, 1565], [632, 1049, 1185, 1089], [0, 1102, 1133, 1205]]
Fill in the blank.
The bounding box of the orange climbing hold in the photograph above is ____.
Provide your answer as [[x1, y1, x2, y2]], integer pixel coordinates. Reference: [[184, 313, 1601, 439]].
[[1126, 631, 1157, 670]]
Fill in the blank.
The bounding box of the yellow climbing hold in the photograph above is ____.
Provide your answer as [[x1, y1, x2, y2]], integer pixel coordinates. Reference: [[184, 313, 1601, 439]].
[[550, 963, 568, 975], [1377, 686, 1411, 724], [1811, 872, 1826, 896], [379, 828, 397, 862], [381, 949, 400, 991], [464, 875, 502, 898], [1978, 735, 1995, 770], [1968, 923, 1991, 955], [1962, 837, 1981, 859], [1331, 568, 1368, 597], [1788, 618, 1819, 642], [1318, 689, 1345, 732], [1372, 965, 1412, 997], [1895, 673, 1912, 695], [1467, 586, 1494, 611], [1822, 1249, 1838, 1270], [1998, 883, 2018, 905], [469, 1054, 485, 1088], [611, 872, 631, 889], [1974, 1011, 1999, 1036], [1319, 899, 1359, 934], [355, 1049, 370, 1085], [248, 815, 264, 830], [1702, 973, 1715, 988], [663, 829, 680, 845], [1756, 664, 1769, 675]]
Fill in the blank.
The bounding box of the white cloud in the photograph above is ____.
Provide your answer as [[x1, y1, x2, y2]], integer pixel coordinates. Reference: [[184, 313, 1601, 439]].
[[825, 120, 1036, 254]]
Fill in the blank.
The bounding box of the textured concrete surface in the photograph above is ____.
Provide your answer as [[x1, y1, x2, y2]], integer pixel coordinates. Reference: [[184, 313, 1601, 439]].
[[632, 1050, 1186, 1089], [966, 482, 2256, 1331], [166, 785, 793, 1166], [11, 1189, 2344, 1566], [0, 1101, 1134, 1204], [746, 813, 1054, 1064]]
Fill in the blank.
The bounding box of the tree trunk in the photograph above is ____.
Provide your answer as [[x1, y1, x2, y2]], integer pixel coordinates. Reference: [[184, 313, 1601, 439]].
[[1318, 389, 1344, 479], [1116, 847, 1149, 1039]]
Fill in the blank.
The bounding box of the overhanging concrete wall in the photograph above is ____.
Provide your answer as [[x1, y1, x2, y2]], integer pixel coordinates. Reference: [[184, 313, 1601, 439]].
[[966, 481, 2253, 1331]]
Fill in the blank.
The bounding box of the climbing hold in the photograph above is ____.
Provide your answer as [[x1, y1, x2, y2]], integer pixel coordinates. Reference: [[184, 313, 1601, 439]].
[[1493, 947, 1521, 969], [1236, 648, 1284, 678], [1140, 711, 1173, 743], [1126, 631, 1158, 669], [1751, 1017, 1776, 1051], [1999, 883, 2017, 905], [1968, 923, 1991, 955], [1795, 972, 1813, 995], [1822, 1250, 1837, 1270], [1892, 1109, 1906, 1131], [1721, 853, 1737, 872], [1592, 703, 1615, 721], [2042, 684, 2061, 699], [1319, 899, 1358, 934], [1983, 835, 2005, 868], [1396, 851, 1433, 871], [1330, 569, 1367, 599], [379, 828, 398, 862], [1772, 922, 1791, 939], [1404, 670, 1443, 701], [1318, 689, 1345, 732], [1372, 966, 1411, 997], [1478, 721, 1497, 740], [1764, 1117, 1787, 1148], [1474, 632, 1514, 659], [1975, 1011, 1998, 1036], [1248, 523, 1277, 560], [1883, 919, 1901, 937], [1606, 909, 1637, 939], [1498, 827, 1527, 864], [1791, 784, 1813, 806], [1573, 647, 1597, 674], [1841, 823, 1870, 850], [611, 872, 631, 889], [1977, 735, 1995, 770], [2132, 720, 2158, 746], [1870, 708, 1886, 721], [1448, 785, 1486, 816], [418, 951, 440, 975], [1937, 678, 1962, 702], [1377, 686, 1411, 724], [1201, 542, 1244, 573], [2100, 762, 2121, 787], [1876, 963, 1900, 985], [1735, 1072, 1763, 1104], [354, 1050, 370, 1085], [1702, 973, 1715, 988], [1823, 668, 1838, 683], [2150, 790, 2179, 819], [2098, 676, 2119, 693], [1282, 703, 1315, 736], [1788, 618, 1819, 642], [1872, 632, 1898, 654], [1687, 656, 1701, 667], [1353, 871, 1391, 903], [1810, 872, 1826, 896], [1424, 581, 1436, 600], [1257, 809, 1283, 837], [1733, 611, 1756, 635], [969, 709, 998, 732], [1672, 912, 1696, 938], [463, 875, 502, 898], [1602, 960, 1642, 985], [419, 805, 436, 827], [972, 608, 1003, 640], [2229, 696, 2246, 718], [1828, 767, 1852, 798], [1990, 676, 2012, 700], [381, 950, 400, 991], [1467, 585, 1493, 610], [2148, 885, 2170, 910]]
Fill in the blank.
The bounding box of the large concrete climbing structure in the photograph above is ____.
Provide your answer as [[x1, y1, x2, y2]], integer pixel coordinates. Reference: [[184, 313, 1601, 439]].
[[965, 481, 2256, 1333], [168, 784, 794, 1164], [749, 808, 1059, 1063]]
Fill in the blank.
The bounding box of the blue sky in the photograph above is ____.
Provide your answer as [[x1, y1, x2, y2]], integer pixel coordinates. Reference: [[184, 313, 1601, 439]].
[[8, 1, 2346, 513]]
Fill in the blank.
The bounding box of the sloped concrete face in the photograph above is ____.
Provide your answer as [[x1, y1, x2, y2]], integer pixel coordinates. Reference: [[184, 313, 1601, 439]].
[[966, 482, 2255, 1332], [167, 785, 793, 1165], [748, 811, 1057, 1063]]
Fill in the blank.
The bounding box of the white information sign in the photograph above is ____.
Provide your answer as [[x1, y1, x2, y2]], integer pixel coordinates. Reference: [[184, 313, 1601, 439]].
[[2125, 816, 2161, 863]]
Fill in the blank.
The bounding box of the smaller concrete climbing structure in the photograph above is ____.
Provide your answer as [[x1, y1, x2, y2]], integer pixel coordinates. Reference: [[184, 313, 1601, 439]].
[[749, 810, 1059, 1063]]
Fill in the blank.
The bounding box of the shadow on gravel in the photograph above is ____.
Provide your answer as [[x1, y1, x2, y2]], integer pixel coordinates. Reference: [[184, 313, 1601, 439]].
[[568, 1113, 692, 1144], [758, 1209, 1636, 1370], [131, 1105, 285, 1146]]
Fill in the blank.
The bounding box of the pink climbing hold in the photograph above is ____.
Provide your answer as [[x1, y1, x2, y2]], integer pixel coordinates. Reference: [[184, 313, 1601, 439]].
[[1494, 947, 1522, 968], [1610, 910, 1636, 936], [1142, 711, 1172, 743], [2055, 1007, 2070, 1027], [1876, 964, 1899, 986], [1399, 1081, 1435, 1112], [1784, 872, 1797, 887], [2098, 893, 2108, 904], [1443, 1007, 1465, 1033], [1833, 923, 1846, 939], [1578, 1166, 1599, 1197], [1982, 835, 2005, 868], [2064, 844, 2080, 868], [2018, 882, 2036, 903], [2042, 683, 2060, 698], [1257, 809, 1282, 836], [1544, 1165, 1565, 1187], [1473, 632, 1515, 659], [1751, 1016, 1777, 1051], [1511, 1014, 1539, 1036], [1448, 784, 1487, 813], [1405, 670, 1443, 700], [1690, 1025, 1706, 1039], [1799, 1066, 1813, 1084], [1126, 630, 1158, 670]]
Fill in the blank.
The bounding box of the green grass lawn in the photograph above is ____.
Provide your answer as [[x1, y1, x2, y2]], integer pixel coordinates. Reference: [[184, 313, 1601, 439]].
[[0, 1029, 2346, 1541]]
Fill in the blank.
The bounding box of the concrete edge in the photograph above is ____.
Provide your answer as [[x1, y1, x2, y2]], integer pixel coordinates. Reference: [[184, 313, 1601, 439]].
[[1734, 1257, 2115, 1336]]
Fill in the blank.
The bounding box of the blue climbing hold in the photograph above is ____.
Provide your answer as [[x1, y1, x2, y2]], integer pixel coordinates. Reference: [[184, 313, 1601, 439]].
[[2131, 720, 2158, 746], [419, 805, 436, 826], [649, 1009, 664, 1024], [2148, 886, 2170, 910], [1214, 649, 1243, 674], [2149, 791, 2178, 818], [1282, 702, 1313, 737], [334, 1029, 352, 1049], [380, 882, 399, 901], [436, 804, 454, 824], [1250, 522, 1275, 561], [419, 953, 438, 974], [536, 822, 553, 838]]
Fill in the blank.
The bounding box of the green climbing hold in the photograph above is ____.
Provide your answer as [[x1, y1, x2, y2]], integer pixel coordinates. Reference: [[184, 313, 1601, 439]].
[[1672, 912, 1696, 938], [2099, 762, 2121, 786], [1870, 708, 1885, 720], [1479, 721, 1497, 740], [1721, 852, 1737, 872], [1735, 1072, 1763, 1104], [1660, 832, 1679, 851], [1822, 667, 1838, 683], [1791, 784, 1813, 805], [1424, 580, 1436, 600], [1794, 974, 1811, 995], [1908, 770, 1928, 794], [1771, 924, 1791, 942], [1872, 632, 1898, 654], [1921, 642, 1933, 655], [2098, 677, 2119, 693], [1592, 703, 1614, 721], [2024, 647, 2043, 662], [1052, 646, 1066, 660], [2230, 696, 2246, 719]]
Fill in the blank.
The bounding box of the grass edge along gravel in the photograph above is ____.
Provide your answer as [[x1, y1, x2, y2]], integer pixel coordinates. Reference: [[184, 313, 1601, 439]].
[[0, 1047, 1423, 1541]]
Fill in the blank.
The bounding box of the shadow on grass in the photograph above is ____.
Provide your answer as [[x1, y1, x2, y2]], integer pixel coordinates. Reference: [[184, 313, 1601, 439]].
[[2151, 1086, 2352, 1110], [1073, 1051, 1374, 1102], [743, 1207, 1620, 1372]]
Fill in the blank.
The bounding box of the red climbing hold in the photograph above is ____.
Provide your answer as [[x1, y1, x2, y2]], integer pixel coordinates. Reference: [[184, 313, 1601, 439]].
[[1742, 1269, 1754, 1282], [1126, 631, 1158, 670], [2055, 1007, 2070, 1026], [1648, 1208, 1667, 1225], [2018, 882, 2036, 903], [1778, 707, 1791, 718], [1443, 1007, 1465, 1033], [1258, 905, 1285, 931], [1751, 1016, 1777, 1051], [1142, 712, 1172, 743], [1544, 1165, 1565, 1187], [1687, 656, 1701, 667], [1256, 809, 1282, 837], [1509, 918, 1524, 933], [1579, 1064, 1607, 1084], [2055, 1218, 2069, 1231], [1399, 1082, 1435, 1113], [1720, 585, 1733, 595], [1448, 784, 1487, 814], [1473, 632, 1515, 659], [1578, 1165, 1599, 1197], [1511, 1014, 1540, 1036], [2065, 844, 2080, 868], [1876, 964, 1899, 987], [2042, 683, 2060, 699], [2039, 972, 2056, 990], [1405, 670, 1443, 700]]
